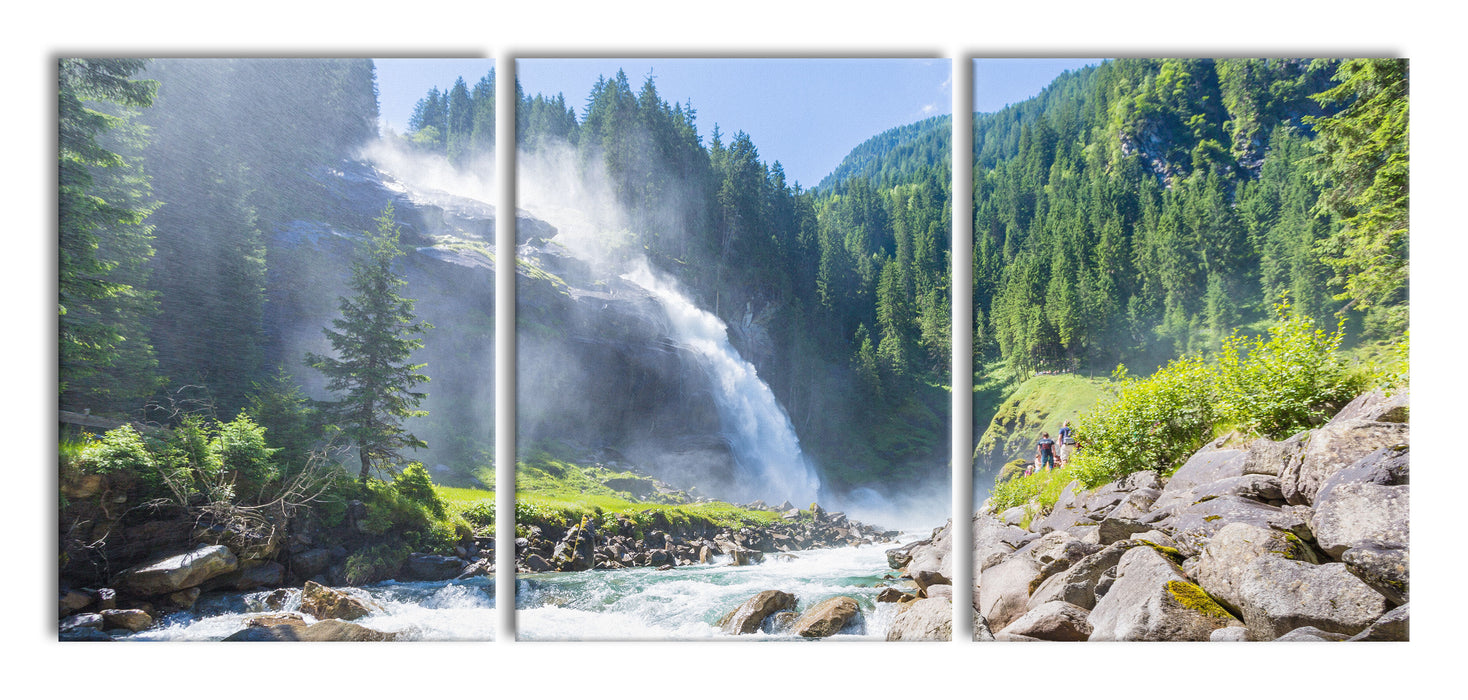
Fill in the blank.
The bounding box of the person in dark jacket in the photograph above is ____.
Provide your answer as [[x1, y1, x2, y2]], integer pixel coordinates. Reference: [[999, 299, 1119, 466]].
[[1036, 432, 1057, 472]]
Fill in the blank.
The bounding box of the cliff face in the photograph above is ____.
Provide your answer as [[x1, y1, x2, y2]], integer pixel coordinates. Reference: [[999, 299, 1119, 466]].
[[261, 160, 740, 491]]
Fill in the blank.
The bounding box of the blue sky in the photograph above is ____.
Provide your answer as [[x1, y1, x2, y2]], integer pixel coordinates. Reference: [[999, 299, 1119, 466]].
[[973, 58, 1105, 113], [374, 58, 1106, 187]]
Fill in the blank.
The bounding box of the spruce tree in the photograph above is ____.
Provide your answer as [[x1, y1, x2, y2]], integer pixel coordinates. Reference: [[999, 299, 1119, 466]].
[[307, 205, 432, 482]]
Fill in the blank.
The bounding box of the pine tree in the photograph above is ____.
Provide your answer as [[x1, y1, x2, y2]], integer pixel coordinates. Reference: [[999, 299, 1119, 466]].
[[307, 205, 432, 482]]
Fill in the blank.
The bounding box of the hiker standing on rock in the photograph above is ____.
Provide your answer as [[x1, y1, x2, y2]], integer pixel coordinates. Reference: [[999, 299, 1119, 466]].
[[1057, 421, 1076, 467], [1036, 432, 1057, 472]]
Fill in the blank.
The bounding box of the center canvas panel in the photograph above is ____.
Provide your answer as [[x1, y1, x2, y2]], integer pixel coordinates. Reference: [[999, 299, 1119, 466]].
[[512, 58, 955, 640]]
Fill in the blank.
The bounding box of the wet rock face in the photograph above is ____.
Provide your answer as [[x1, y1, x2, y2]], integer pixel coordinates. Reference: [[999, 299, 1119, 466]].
[[113, 544, 239, 597], [719, 590, 797, 635]]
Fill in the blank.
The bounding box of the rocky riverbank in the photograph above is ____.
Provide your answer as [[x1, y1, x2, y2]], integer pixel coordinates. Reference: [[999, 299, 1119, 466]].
[[515, 502, 896, 573], [885, 388, 1409, 641]]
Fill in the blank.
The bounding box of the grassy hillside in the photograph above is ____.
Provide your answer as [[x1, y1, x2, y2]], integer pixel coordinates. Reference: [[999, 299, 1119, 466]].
[[973, 372, 1109, 484]]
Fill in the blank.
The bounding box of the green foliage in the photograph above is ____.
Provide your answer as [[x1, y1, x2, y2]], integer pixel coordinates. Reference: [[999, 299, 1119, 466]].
[[392, 463, 446, 518], [245, 369, 322, 477], [1067, 357, 1218, 487], [987, 466, 1076, 513], [211, 414, 279, 499], [75, 424, 154, 476], [343, 543, 409, 586], [308, 205, 432, 483], [1306, 59, 1409, 334], [1215, 301, 1366, 438]]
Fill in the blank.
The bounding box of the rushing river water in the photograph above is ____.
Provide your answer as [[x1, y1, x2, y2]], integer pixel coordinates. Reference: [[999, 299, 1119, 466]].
[[123, 576, 497, 641], [516, 536, 919, 641]]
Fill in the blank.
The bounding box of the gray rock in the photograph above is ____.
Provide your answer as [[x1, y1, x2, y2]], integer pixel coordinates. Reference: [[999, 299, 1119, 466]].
[[998, 601, 1092, 641], [1193, 522, 1320, 618], [924, 584, 954, 601], [1274, 626, 1349, 641], [292, 548, 332, 578], [1331, 389, 1410, 425], [1129, 530, 1180, 550], [1235, 557, 1390, 640], [59, 613, 104, 633], [1164, 495, 1312, 557], [113, 544, 239, 596], [300, 580, 379, 621], [973, 612, 995, 641], [1311, 482, 1409, 559], [1086, 546, 1242, 641], [1287, 413, 1409, 506], [1017, 530, 1100, 579], [1096, 516, 1153, 545], [59, 588, 92, 617], [1347, 604, 1409, 641], [1154, 449, 1249, 513], [1189, 474, 1286, 503], [1108, 488, 1161, 520], [1242, 433, 1308, 477], [1029, 540, 1145, 611], [1342, 544, 1409, 605], [977, 555, 1045, 631], [1211, 626, 1250, 641], [719, 590, 796, 635], [885, 597, 952, 641], [1315, 445, 1409, 505], [403, 553, 465, 581]]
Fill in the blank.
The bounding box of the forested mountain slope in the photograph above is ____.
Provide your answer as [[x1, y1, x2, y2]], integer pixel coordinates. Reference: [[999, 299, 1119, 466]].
[[971, 58, 1408, 381]]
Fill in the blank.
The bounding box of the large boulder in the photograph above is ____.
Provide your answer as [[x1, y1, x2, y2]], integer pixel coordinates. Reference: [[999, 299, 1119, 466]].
[[1086, 546, 1242, 641], [100, 609, 153, 632], [885, 597, 952, 641], [719, 590, 796, 635], [1347, 604, 1409, 641], [1192, 522, 1319, 618], [550, 525, 596, 572], [1232, 557, 1391, 640], [1311, 482, 1409, 560], [300, 580, 378, 621], [977, 555, 1044, 630], [1284, 391, 1409, 506], [402, 553, 466, 581], [1153, 448, 1249, 514], [791, 596, 861, 638], [998, 601, 1092, 641], [225, 618, 396, 641], [1242, 433, 1309, 477], [113, 544, 239, 596]]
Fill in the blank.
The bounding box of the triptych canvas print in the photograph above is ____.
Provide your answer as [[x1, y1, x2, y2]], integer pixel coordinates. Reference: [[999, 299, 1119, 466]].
[[57, 56, 1409, 643]]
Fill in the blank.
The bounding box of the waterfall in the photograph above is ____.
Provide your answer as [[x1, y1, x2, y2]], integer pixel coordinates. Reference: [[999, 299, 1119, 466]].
[[623, 262, 821, 506]]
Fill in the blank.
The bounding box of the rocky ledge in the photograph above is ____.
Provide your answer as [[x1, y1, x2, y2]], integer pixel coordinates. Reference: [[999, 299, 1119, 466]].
[[516, 502, 896, 573], [887, 389, 1409, 642]]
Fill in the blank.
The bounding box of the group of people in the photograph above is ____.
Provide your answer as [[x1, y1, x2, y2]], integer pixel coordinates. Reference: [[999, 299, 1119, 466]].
[[1025, 420, 1077, 476]]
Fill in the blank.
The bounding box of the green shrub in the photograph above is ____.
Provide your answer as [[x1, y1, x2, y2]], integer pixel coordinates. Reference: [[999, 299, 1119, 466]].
[[76, 424, 160, 484], [1214, 302, 1367, 439], [1068, 357, 1217, 487], [343, 543, 409, 585], [211, 414, 279, 500], [988, 466, 1076, 513], [392, 463, 445, 517], [462, 501, 495, 527]]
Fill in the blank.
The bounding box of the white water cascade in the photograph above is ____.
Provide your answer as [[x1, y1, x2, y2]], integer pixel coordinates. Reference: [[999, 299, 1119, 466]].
[[623, 262, 822, 507]]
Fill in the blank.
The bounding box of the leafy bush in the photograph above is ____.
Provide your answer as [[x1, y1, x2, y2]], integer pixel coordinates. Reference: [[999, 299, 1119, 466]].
[[462, 501, 495, 527], [1214, 302, 1367, 438], [211, 414, 280, 500], [343, 543, 409, 585], [1068, 357, 1217, 487], [77, 425, 154, 476], [392, 463, 445, 517]]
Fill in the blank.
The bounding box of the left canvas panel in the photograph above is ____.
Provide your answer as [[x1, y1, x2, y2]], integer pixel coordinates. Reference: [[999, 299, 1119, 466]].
[[58, 58, 499, 640]]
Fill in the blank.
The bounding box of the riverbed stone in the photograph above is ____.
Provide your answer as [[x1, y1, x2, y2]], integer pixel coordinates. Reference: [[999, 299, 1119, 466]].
[[791, 596, 860, 637], [113, 544, 239, 596], [885, 597, 951, 641], [998, 601, 1092, 641], [100, 609, 153, 632], [59, 588, 92, 617], [1086, 546, 1242, 641], [719, 590, 796, 635], [403, 553, 465, 581], [300, 580, 378, 621]]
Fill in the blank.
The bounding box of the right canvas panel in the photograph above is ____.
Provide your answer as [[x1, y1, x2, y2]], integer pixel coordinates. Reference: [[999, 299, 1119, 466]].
[[970, 58, 1410, 641]]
